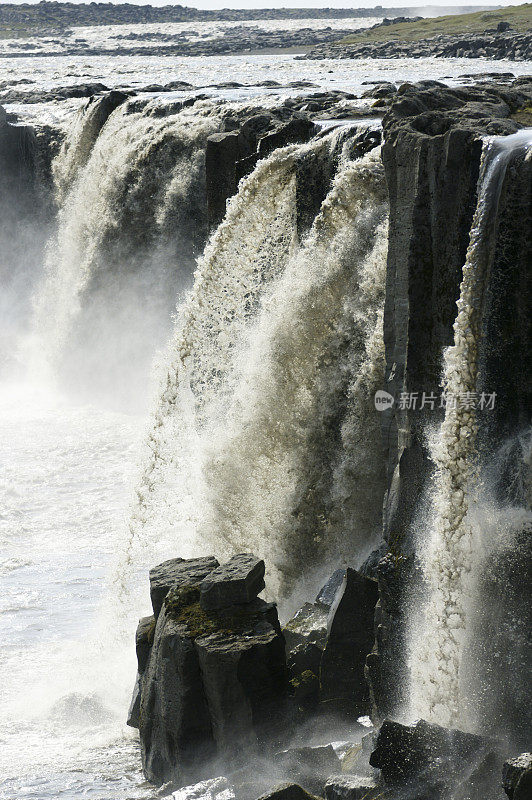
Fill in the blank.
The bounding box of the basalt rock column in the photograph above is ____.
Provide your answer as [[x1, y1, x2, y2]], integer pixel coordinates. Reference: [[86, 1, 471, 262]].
[[368, 79, 532, 720], [136, 554, 288, 787]]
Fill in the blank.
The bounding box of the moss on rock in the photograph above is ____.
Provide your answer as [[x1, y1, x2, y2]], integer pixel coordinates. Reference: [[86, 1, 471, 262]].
[[164, 583, 270, 639]]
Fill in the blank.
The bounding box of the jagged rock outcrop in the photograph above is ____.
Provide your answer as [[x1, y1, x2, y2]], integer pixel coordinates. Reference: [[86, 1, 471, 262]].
[[271, 745, 341, 795], [256, 785, 321, 800], [366, 77, 532, 721], [503, 753, 532, 800], [324, 774, 377, 800], [369, 718, 501, 800], [135, 554, 288, 787], [0, 106, 57, 364], [149, 556, 220, 620], [199, 553, 265, 610], [302, 30, 532, 61], [320, 569, 378, 714], [206, 111, 317, 227], [283, 568, 378, 716], [126, 614, 155, 728]]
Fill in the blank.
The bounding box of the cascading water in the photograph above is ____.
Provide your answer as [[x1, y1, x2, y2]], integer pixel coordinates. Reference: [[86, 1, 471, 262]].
[[26, 97, 222, 404], [410, 130, 532, 730], [130, 134, 389, 599]]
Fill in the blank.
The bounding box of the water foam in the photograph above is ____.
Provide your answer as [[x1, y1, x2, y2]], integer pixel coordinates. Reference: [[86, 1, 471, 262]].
[[410, 130, 532, 729], [26, 98, 222, 395], [131, 139, 388, 597]]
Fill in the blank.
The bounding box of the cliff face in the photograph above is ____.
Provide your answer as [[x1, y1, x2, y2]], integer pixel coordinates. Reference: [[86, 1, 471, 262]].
[[368, 79, 532, 721], [0, 108, 56, 362]]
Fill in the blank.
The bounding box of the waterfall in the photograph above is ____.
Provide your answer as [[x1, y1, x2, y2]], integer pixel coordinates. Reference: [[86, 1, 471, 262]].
[[26, 98, 222, 401], [410, 130, 532, 729], [130, 136, 388, 598]]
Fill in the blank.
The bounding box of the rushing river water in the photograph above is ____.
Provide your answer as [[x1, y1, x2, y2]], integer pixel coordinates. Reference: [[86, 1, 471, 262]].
[[1, 31, 531, 799]]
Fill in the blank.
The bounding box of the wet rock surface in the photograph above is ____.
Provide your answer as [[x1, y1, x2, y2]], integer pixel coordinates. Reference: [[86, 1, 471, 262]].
[[256, 785, 321, 800], [324, 774, 378, 800], [149, 556, 220, 619], [369, 719, 501, 799], [503, 753, 532, 799], [271, 745, 341, 795], [138, 555, 288, 787], [366, 76, 532, 720], [199, 553, 266, 611], [205, 107, 317, 226], [320, 569, 378, 714]]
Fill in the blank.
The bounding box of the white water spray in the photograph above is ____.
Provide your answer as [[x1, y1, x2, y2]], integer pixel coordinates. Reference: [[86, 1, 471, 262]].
[[131, 138, 389, 596], [26, 98, 222, 389], [410, 130, 532, 729]]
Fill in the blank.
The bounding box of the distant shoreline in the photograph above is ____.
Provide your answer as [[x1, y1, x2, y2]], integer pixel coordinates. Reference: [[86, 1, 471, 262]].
[[0, 3, 501, 39]]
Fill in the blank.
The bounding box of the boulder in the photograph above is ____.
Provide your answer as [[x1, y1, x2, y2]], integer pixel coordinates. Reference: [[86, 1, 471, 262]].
[[139, 556, 288, 786], [503, 753, 532, 799], [257, 116, 316, 157], [324, 774, 378, 799], [256, 785, 321, 800], [369, 719, 499, 798], [272, 745, 341, 795], [199, 553, 265, 611], [195, 612, 287, 761], [170, 776, 235, 799], [315, 569, 345, 609], [341, 731, 378, 777], [149, 556, 219, 619], [320, 569, 378, 713], [283, 603, 328, 652]]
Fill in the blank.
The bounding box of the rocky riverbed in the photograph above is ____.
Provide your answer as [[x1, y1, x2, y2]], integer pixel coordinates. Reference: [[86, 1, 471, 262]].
[[302, 27, 532, 62], [127, 550, 532, 799], [0, 25, 363, 59]]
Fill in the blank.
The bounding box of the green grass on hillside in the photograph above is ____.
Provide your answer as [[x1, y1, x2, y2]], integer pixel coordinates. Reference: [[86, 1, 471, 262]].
[[341, 4, 532, 45]]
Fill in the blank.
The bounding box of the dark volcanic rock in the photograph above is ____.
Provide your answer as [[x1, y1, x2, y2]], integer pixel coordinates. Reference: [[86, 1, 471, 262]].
[[257, 785, 321, 800], [138, 556, 287, 786], [503, 753, 532, 799], [283, 603, 328, 651], [272, 745, 341, 795], [139, 602, 217, 786], [205, 131, 240, 229], [0, 81, 111, 104], [205, 110, 316, 227], [135, 614, 155, 673], [370, 718, 499, 799], [257, 116, 317, 157], [126, 672, 142, 728], [199, 553, 265, 611], [301, 30, 532, 62], [314, 568, 345, 609], [195, 616, 287, 763], [126, 613, 156, 728], [320, 568, 378, 713], [367, 77, 532, 720], [324, 774, 378, 799], [149, 556, 219, 619]]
